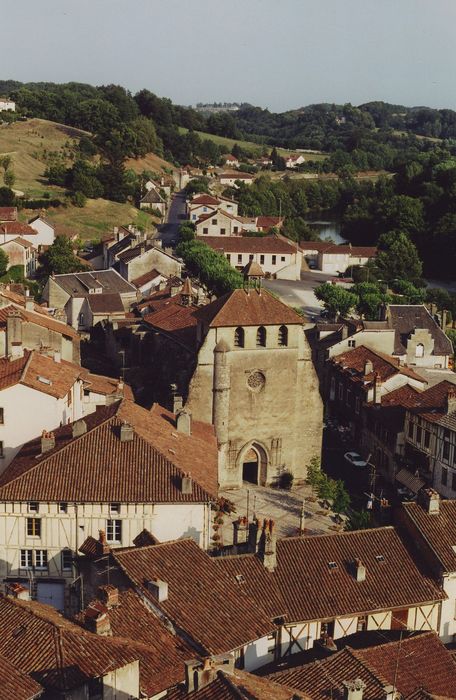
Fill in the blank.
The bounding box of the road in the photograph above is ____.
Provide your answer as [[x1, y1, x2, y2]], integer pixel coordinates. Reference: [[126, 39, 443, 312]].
[[263, 270, 333, 318], [157, 191, 187, 248]]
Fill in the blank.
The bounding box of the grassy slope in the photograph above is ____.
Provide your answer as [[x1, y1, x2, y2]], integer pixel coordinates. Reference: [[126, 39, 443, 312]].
[[0, 118, 174, 240], [178, 127, 328, 161]]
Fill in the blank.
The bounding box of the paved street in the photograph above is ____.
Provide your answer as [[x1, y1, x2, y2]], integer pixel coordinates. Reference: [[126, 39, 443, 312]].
[[218, 481, 343, 546], [264, 271, 333, 318], [157, 191, 186, 248]]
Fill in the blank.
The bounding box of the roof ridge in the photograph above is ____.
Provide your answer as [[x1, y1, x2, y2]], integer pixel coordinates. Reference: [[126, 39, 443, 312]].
[[218, 670, 249, 699], [279, 525, 395, 544]]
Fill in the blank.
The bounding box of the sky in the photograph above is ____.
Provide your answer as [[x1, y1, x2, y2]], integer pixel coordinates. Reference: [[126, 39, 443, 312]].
[[2, 0, 456, 112]]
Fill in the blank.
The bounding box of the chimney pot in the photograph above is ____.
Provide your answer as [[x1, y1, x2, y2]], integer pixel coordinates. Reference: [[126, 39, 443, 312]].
[[120, 421, 134, 442], [343, 678, 366, 700], [354, 558, 366, 582], [94, 611, 112, 636], [6, 582, 30, 601], [176, 408, 191, 435], [181, 472, 192, 494], [98, 585, 119, 608], [418, 487, 440, 515], [364, 359, 373, 376], [41, 430, 55, 454], [72, 419, 87, 438]]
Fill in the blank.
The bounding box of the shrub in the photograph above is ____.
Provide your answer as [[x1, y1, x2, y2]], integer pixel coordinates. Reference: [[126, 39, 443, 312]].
[[279, 471, 294, 490], [71, 191, 87, 208]]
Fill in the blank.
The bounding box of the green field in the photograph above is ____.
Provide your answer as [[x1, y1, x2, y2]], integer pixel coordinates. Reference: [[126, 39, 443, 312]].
[[178, 127, 328, 161]]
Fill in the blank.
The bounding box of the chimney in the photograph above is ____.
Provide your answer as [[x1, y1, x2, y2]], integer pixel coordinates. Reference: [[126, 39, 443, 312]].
[[248, 518, 262, 553], [171, 384, 183, 413], [147, 578, 168, 602], [6, 310, 22, 356], [94, 611, 112, 636], [6, 582, 30, 601], [342, 679, 366, 700], [181, 472, 192, 494], [53, 350, 61, 364], [341, 324, 348, 340], [176, 408, 191, 435], [41, 430, 55, 454], [10, 341, 23, 359], [382, 686, 398, 700], [233, 516, 248, 552], [374, 373, 382, 405], [120, 421, 134, 442], [25, 290, 34, 312], [72, 419, 87, 438], [98, 530, 111, 555], [353, 558, 366, 582], [113, 225, 119, 238], [446, 387, 456, 415], [418, 487, 440, 515], [98, 585, 119, 609], [259, 519, 277, 572], [185, 656, 234, 694], [364, 359, 373, 376]]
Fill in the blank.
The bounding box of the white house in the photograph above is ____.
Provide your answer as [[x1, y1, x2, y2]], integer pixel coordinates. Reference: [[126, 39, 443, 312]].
[[0, 99, 15, 112], [0, 399, 218, 612], [195, 209, 254, 237], [224, 154, 240, 167], [203, 235, 302, 280], [0, 238, 37, 278], [219, 172, 254, 187], [300, 240, 377, 274], [285, 154, 305, 168], [187, 194, 239, 221], [0, 222, 46, 248], [27, 216, 56, 247]]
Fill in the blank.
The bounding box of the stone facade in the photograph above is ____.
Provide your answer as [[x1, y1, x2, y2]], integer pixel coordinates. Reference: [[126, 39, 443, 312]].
[[186, 319, 323, 488]]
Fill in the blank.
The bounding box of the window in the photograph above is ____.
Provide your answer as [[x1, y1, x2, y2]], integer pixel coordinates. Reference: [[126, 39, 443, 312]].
[[59, 502, 68, 514], [211, 219, 217, 225], [272, 255, 277, 265], [348, 339, 356, 348], [110, 503, 121, 514], [203, 228, 208, 235], [249, 254, 254, 261], [220, 228, 226, 235], [20, 550, 33, 569], [452, 473, 456, 492], [237, 254, 242, 264], [62, 549, 73, 571], [424, 430, 430, 449], [0, 440, 5, 458], [234, 226, 239, 234], [442, 467, 448, 486], [78, 313, 84, 326], [106, 519, 122, 542], [278, 325, 288, 347], [357, 615, 367, 632], [415, 343, 425, 358], [260, 255, 265, 265], [234, 327, 245, 348], [0, 408, 4, 424], [226, 254, 231, 262], [408, 422, 414, 440], [35, 550, 48, 570], [281, 256, 286, 262], [256, 326, 266, 347], [443, 441, 450, 462], [27, 518, 41, 537], [28, 502, 39, 513], [67, 390, 72, 406], [346, 389, 352, 407], [416, 426, 422, 445], [267, 632, 276, 654]]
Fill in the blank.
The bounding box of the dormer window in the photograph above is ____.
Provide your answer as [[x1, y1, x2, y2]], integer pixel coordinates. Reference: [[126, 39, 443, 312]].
[[278, 325, 288, 347], [256, 326, 266, 347], [234, 327, 244, 348], [416, 343, 424, 358]]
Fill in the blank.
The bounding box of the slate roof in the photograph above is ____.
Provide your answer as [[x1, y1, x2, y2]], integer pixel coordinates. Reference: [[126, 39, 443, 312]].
[[51, 270, 136, 298], [0, 207, 17, 222], [0, 596, 142, 694], [113, 538, 275, 655], [166, 669, 304, 700], [141, 188, 164, 204], [202, 236, 296, 254], [331, 345, 426, 385], [106, 232, 136, 258], [0, 654, 43, 700], [216, 528, 444, 624], [0, 399, 216, 503], [387, 305, 452, 356], [194, 288, 303, 328], [269, 632, 456, 700], [401, 500, 456, 573]]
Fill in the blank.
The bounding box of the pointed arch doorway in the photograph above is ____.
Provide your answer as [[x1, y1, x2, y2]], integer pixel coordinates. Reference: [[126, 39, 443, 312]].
[[241, 444, 267, 486]]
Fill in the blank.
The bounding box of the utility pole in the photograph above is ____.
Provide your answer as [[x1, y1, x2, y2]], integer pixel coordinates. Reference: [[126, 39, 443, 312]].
[[299, 499, 305, 534]]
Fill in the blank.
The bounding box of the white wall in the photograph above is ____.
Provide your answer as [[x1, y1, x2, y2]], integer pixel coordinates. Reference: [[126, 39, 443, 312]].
[[28, 219, 55, 247], [222, 250, 301, 280]]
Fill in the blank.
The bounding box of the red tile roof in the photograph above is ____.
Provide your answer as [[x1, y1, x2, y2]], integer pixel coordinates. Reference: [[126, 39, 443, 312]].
[[0, 222, 37, 236], [166, 669, 303, 700], [401, 499, 456, 572], [364, 384, 422, 432], [219, 172, 254, 180], [270, 632, 456, 699], [331, 345, 426, 384], [0, 351, 82, 398], [143, 296, 199, 348], [256, 216, 283, 229], [0, 304, 79, 339], [194, 288, 303, 328], [0, 654, 42, 700], [113, 539, 275, 655], [0, 399, 216, 503], [405, 380, 456, 427], [190, 195, 222, 206], [0, 207, 17, 222], [202, 236, 297, 254]]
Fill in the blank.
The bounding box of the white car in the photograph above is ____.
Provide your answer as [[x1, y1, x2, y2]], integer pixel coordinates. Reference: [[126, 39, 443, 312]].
[[344, 451, 368, 468]]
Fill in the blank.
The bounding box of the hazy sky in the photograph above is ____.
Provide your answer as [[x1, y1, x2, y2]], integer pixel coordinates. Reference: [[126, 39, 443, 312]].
[[3, 0, 456, 112]]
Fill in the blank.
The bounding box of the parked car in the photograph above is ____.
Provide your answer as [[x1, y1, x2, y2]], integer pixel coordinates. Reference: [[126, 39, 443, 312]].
[[344, 451, 368, 468], [308, 260, 317, 269]]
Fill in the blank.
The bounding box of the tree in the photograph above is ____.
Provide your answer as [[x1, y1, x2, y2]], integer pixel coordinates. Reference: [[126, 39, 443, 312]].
[[0, 187, 15, 206], [306, 456, 322, 495], [0, 248, 9, 277], [317, 473, 337, 506], [314, 282, 358, 319], [4, 169, 15, 189], [39, 236, 86, 277], [332, 480, 351, 516], [376, 230, 423, 281], [345, 509, 371, 531]]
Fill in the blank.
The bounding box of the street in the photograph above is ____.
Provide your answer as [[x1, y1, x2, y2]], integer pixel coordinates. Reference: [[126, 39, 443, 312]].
[[157, 191, 187, 248], [264, 271, 333, 318]]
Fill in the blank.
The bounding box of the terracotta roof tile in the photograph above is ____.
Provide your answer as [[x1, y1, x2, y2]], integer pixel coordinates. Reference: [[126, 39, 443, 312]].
[[0, 207, 17, 222], [0, 399, 216, 503], [401, 500, 456, 572], [406, 380, 456, 427], [0, 222, 37, 236], [331, 345, 426, 384], [0, 654, 43, 700], [256, 216, 283, 229], [166, 669, 303, 700], [194, 288, 303, 328], [113, 539, 275, 655], [202, 236, 297, 254], [0, 304, 79, 339], [189, 195, 221, 206], [87, 292, 125, 314]]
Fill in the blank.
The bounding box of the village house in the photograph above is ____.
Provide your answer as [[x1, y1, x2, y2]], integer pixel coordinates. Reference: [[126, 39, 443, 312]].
[[202, 236, 302, 280], [326, 345, 427, 441], [0, 99, 15, 111], [42, 269, 137, 330], [224, 154, 240, 168], [269, 630, 456, 699], [195, 209, 255, 237], [0, 207, 17, 223], [144, 175, 173, 199], [403, 381, 456, 497], [256, 215, 284, 232], [0, 398, 217, 611], [214, 519, 444, 654], [117, 241, 182, 283], [0, 221, 45, 248], [130, 268, 168, 296], [27, 215, 56, 247], [219, 171, 254, 187], [187, 193, 239, 220], [140, 186, 167, 216], [102, 224, 142, 268], [285, 154, 305, 168], [300, 239, 377, 273], [0, 238, 37, 277], [0, 595, 144, 699]]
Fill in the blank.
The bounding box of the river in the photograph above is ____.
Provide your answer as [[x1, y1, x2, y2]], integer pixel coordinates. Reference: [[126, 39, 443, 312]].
[[306, 218, 346, 245]]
